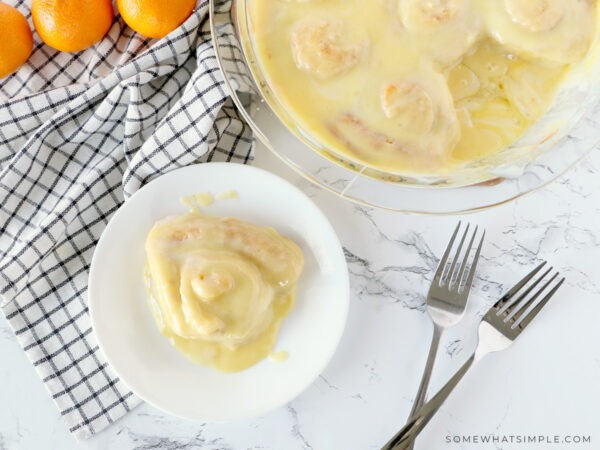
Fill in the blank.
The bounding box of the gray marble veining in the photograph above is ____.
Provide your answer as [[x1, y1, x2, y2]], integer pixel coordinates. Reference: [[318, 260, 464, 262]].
[[1, 145, 600, 449]]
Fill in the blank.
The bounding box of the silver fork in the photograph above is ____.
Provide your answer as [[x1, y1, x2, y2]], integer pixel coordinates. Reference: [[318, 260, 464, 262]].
[[405, 222, 485, 450], [382, 262, 565, 450]]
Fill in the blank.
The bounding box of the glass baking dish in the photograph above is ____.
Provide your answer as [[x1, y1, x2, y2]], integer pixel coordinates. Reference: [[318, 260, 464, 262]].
[[209, 0, 600, 214]]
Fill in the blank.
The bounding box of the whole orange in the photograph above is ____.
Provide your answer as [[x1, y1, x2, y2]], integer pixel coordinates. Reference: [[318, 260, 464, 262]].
[[117, 0, 196, 39], [0, 2, 33, 79], [32, 0, 114, 52]]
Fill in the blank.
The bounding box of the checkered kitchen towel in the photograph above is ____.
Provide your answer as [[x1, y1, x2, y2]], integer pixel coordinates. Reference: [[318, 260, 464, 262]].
[[0, 0, 252, 440]]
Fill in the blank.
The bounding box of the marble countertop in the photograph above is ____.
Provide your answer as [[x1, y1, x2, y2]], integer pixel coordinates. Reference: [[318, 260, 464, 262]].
[[2, 142, 600, 450]]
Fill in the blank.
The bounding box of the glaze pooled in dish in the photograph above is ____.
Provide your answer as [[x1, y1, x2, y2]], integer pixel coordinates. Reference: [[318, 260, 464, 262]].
[[247, 0, 598, 174], [144, 212, 304, 372]]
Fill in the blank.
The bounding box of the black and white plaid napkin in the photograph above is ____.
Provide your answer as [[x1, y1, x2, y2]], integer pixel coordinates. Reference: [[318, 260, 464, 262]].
[[0, 0, 252, 440]]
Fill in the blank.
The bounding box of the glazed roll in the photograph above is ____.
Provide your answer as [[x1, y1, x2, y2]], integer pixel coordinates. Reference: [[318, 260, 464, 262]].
[[145, 212, 304, 372]]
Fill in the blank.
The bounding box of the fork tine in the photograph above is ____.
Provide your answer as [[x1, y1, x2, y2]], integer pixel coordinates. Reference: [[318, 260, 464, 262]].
[[460, 229, 485, 296], [433, 222, 461, 284], [503, 267, 553, 317], [509, 272, 559, 323], [454, 226, 478, 289], [492, 261, 547, 312], [444, 223, 470, 286], [515, 277, 565, 329]]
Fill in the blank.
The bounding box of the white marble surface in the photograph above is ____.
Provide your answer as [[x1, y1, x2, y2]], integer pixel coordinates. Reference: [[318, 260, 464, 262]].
[[2, 143, 600, 450]]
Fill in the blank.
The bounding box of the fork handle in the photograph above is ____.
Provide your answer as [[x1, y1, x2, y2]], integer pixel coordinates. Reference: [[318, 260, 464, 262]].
[[404, 324, 443, 450], [381, 352, 476, 450]]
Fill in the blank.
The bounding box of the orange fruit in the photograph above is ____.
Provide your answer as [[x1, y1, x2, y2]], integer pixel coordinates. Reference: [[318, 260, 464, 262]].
[[32, 0, 114, 52], [117, 0, 196, 39], [0, 2, 33, 79]]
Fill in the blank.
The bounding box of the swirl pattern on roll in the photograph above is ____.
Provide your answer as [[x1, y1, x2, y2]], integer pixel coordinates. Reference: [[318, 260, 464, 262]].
[[144, 212, 304, 371]]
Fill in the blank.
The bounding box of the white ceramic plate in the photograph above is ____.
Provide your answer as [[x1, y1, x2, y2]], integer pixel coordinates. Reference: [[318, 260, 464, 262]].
[[89, 163, 349, 422]]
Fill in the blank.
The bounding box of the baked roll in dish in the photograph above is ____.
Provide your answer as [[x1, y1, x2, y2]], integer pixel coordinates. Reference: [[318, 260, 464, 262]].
[[247, 0, 598, 174], [144, 212, 304, 372], [291, 18, 368, 79], [479, 0, 596, 65], [397, 0, 483, 67]]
